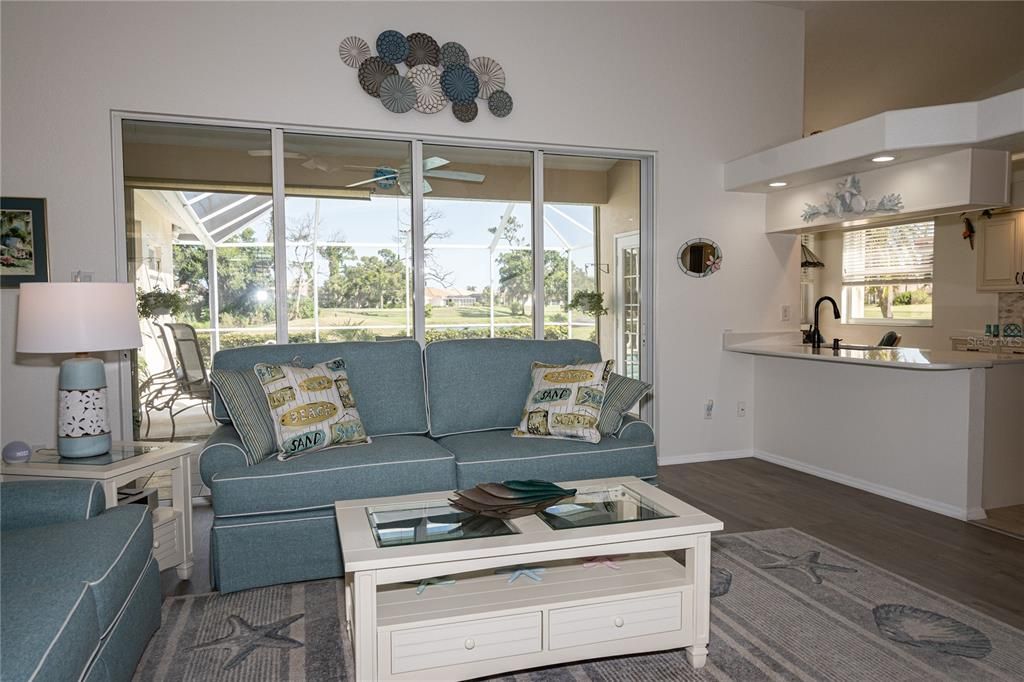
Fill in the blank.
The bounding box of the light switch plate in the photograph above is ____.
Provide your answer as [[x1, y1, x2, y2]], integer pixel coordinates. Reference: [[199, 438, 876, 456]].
[[780, 304, 792, 322]]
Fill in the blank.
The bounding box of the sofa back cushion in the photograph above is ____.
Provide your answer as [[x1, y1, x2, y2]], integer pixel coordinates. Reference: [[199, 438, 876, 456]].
[[425, 339, 602, 437], [212, 340, 428, 437]]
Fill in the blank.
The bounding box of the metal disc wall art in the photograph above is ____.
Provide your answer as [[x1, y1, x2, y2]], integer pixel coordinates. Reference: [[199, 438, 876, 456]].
[[379, 74, 417, 114], [441, 64, 479, 104], [338, 36, 371, 68], [339, 32, 513, 122], [453, 101, 478, 123], [487, 90, 513, 118], [469, 56, 505, 100], [408, 65, 447, 114], [358, 57, 398, 98], [376, 30, 409, 64], [405, 33, 440, 67], [440, 41, 469, 67]]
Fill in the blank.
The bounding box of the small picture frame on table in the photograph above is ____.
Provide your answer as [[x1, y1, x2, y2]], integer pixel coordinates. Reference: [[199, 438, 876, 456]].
[[1, 197, 49, 288]]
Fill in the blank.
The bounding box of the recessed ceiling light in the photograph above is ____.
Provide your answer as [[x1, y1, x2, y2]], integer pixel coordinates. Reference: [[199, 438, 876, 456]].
[[871, 155, 896, 163], [769, 181, 788, 188]]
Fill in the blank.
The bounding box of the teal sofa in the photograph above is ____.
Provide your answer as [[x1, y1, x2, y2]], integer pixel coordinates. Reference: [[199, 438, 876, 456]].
[[1, 480, 160, 682], [200, 338, 656, 593]]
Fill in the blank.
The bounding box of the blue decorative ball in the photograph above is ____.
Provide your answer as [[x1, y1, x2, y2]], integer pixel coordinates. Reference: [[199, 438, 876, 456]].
[[2, 440, 31, 464], [376, 30, 409, 64], [441, 65, 480, 105]]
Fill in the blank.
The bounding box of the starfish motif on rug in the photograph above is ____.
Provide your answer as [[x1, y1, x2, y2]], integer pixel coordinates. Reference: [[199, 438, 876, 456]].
[[758, 549, 857, 585], [189, 613, 304, 670], [496, 566, 545, 583]]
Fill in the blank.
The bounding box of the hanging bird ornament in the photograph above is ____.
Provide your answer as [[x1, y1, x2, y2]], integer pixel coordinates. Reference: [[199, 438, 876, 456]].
[[961, 213, 976, 250]]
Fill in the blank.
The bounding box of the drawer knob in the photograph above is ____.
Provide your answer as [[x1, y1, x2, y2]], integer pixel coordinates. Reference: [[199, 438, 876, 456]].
[[613, 616, 624, 628], [153, 540, 160, 549], [464, 638, 476, 650]]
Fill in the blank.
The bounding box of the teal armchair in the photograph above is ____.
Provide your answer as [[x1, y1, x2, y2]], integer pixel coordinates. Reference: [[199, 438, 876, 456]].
[[1, 480, 161, 682]]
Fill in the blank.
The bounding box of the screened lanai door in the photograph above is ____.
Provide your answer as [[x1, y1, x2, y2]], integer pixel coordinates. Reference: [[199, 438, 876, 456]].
[[119, 118, 652, 440]]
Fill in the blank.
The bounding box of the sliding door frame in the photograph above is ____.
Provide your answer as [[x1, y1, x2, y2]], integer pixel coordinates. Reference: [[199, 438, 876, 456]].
[[110, 111, 656, 437]]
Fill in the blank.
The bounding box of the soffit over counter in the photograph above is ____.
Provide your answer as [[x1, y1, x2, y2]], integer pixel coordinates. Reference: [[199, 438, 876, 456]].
[[725, 89, 1024, 193]]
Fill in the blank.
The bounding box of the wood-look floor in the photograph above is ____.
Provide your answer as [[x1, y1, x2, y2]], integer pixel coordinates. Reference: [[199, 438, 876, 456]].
[[161, 458, 1024, 630], [969, 504, 1024, 541]]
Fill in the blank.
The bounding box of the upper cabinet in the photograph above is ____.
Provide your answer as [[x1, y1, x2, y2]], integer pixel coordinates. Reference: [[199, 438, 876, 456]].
[[977, 213, 1024, 292]]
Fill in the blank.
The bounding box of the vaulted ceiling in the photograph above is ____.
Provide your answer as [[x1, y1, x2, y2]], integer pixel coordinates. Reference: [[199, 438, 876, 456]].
[[790, 1, 1024, 134]]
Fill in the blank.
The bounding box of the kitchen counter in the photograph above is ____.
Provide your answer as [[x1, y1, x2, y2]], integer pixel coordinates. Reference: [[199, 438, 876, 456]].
[[727, 330, 1024, 521], [724, 332, 1024, 370]]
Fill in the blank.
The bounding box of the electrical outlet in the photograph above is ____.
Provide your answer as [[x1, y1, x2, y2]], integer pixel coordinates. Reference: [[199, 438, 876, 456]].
[[780, 304, 792, 322], [737, 401, 747, 417], [704, 399, 714, 419]]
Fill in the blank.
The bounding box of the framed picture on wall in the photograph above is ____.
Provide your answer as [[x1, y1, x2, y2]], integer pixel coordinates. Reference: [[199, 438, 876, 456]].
[[1, 197, 49, 288]]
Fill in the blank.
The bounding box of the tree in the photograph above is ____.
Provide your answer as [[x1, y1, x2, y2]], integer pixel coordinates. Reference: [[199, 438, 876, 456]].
[[399, 208, 453, 288], [214, 227, 275, 324], [497, 250, 532, 315]]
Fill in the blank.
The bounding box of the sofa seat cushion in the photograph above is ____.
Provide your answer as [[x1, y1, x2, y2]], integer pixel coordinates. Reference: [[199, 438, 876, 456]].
[[439, 429, 657, 489], [1, 506, 153, 682], [209, 435, 457, 517]]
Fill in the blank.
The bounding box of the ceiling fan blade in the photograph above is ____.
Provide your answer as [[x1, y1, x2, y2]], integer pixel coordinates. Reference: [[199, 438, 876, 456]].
[[422, 179, 433, 194], [422, 156, 449, 171], [345, 174, 397, 189], [248, 150, 304, 158], [425, 170, 486, 183]]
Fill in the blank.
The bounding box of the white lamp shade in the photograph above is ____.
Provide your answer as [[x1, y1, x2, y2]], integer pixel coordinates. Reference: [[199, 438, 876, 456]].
[[17, 282, 144, 354]]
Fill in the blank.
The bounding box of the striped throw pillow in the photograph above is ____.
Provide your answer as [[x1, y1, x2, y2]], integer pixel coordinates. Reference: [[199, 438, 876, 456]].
[[209, 369, 278, 466], [597, 373, 652, 435]]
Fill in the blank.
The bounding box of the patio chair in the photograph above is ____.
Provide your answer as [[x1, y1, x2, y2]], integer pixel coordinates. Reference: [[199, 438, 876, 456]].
[[160, 323, 214, 440], [139, 323, 183, 439]]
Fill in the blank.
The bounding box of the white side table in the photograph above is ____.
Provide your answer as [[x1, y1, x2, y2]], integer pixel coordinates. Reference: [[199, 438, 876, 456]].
[[1, 440, 197, 580]]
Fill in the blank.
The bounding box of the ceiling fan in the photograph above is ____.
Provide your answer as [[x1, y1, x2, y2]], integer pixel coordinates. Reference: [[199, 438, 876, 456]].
[[343, 156, 486, 195], [246, 149, 336, 172]]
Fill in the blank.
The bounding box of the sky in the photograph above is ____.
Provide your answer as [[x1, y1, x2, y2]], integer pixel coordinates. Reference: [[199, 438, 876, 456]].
[[280, 195, 597, 291]]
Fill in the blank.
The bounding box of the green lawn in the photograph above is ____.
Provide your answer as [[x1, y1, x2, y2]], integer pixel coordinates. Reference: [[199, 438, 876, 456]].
[[195, 304, 595, 330], [858, 303, 931, 320]]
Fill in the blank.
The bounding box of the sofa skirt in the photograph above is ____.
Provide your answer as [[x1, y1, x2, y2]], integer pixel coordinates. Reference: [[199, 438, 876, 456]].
[[211, 508, 343, 593]]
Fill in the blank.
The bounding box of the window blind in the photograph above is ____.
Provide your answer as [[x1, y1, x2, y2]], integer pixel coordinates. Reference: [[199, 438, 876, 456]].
[[842, 221, 934, 285]]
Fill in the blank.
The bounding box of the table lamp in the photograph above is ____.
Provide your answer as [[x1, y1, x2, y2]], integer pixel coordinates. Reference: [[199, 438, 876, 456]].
[[16, 282, 143, 458]]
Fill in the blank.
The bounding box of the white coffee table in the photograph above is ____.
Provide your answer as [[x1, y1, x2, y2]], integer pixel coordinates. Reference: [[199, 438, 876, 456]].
[[1, 440, 197, 579], [335, 476, 723, 681]]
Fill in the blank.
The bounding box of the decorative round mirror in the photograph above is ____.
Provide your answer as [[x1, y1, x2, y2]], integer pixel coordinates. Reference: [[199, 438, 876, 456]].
[[677, 238, 722, 278]]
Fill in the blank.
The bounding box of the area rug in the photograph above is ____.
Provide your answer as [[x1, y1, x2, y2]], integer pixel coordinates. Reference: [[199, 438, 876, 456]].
[[134, 528, 1024, 681]]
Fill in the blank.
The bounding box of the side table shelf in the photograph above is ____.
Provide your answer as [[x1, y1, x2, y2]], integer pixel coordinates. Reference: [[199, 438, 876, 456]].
[[0, 440, 197, 581]]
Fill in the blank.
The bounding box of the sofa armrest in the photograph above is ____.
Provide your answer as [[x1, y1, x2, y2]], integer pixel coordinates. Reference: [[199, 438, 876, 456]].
[[1, 480, 106, 532], [199, 425, 253, 487], [614, 414, 655, 444]]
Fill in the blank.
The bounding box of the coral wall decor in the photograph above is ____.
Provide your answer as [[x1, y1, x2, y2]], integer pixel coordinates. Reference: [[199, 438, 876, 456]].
[[801, 175, 904, 223], [339, 31, 513, 122]]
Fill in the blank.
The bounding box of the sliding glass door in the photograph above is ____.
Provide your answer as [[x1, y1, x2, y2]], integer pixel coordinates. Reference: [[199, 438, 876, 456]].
[[120, 118, 651, 440], [283, 133, 413, 342], [122, 120, 276, 440], [421, 144, 533, 341]]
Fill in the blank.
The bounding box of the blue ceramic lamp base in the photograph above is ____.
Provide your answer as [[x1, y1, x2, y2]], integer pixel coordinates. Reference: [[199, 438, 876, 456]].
[[57, 355, 111, 458]]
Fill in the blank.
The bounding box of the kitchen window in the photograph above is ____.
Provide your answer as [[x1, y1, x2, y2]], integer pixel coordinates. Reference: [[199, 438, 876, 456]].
[[841, 220, 934, 326]]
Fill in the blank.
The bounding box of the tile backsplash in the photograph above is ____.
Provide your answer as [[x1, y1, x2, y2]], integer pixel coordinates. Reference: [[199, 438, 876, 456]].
[[999, 292, 1024, 326]]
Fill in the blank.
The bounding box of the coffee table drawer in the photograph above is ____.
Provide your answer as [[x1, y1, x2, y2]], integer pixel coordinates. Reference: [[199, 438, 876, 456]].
[[390, 612, 542, 675], [549, 592, 685, 650]]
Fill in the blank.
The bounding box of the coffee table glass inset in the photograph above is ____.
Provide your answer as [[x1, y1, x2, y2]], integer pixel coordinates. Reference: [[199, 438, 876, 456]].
[[538, 483, 676, 530], [366, 500, 517, 548], [366, 483, 676, 547]]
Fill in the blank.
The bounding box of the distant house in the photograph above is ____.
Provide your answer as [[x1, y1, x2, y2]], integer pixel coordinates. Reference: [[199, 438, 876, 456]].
[[424, 287, 479, 307]]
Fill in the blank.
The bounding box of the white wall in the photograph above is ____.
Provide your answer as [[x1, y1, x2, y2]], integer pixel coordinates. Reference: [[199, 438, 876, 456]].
[[753, 355, 984, 520], [0, 1, 804, 457], [815, 213, 1000, 349]]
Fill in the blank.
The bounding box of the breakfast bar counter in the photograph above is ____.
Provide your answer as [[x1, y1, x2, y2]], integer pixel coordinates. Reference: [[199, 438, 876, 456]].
[[724, 331, 1024, 522]]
